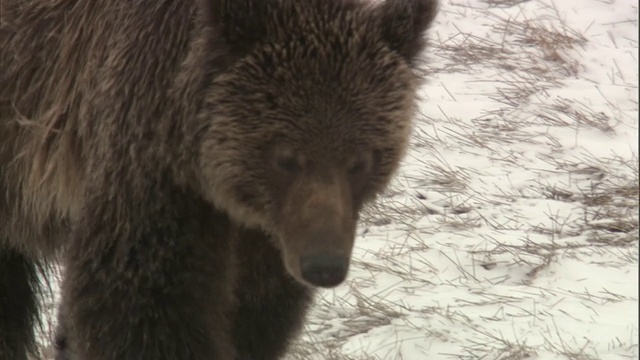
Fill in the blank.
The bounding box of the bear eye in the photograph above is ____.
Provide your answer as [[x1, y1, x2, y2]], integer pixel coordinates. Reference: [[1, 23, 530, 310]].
[[347, 153, 371, 175], [348, 159, 366, 175], [268, 141, 303, 175], [276, 155, 301, 173]]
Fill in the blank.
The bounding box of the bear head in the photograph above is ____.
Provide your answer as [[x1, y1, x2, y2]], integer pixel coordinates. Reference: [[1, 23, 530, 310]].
[[198, 0, 438, 288]]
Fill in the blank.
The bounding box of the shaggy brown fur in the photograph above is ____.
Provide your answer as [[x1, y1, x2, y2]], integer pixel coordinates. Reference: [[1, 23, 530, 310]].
[[0, 0, 438, 359]]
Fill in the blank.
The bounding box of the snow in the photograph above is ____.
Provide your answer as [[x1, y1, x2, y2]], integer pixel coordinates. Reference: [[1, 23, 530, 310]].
[[36, 0, 638, 359]]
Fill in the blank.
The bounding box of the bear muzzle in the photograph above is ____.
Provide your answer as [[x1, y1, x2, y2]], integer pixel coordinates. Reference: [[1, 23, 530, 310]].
[[280, 224, 355, 288], [295, 226, 353, 287], [277, 171, 357, 288], [300, 252, 349, 288]]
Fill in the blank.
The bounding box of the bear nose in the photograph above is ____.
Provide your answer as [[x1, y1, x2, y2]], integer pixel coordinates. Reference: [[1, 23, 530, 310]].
[[300, 253, 349, 288]]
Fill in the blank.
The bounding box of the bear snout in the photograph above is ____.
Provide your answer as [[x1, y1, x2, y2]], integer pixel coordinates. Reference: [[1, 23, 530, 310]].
[[279, 222, 355, 288], [296, 227, 353, 288], [300, 252, 349, 288]]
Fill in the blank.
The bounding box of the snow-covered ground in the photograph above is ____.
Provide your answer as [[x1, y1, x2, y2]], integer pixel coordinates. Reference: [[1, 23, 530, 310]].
[[288, 0, 639, 359], [35, 0, 638, 359]]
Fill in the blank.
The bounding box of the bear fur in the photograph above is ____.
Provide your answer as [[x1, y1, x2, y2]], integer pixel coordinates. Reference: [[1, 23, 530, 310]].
[[0, 0, 438, 359]]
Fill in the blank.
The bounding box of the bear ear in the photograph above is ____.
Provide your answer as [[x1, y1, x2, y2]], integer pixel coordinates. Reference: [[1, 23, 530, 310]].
[[201, 0, 272, 54], [374, 0, 439, 65]]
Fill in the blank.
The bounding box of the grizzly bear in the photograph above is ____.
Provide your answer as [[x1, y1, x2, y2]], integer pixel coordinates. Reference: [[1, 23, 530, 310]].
[[0, 0, 438, 359]]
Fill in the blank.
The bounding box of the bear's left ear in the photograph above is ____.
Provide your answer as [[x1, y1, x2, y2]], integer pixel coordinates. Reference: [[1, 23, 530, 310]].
[[201, 0, 273, 55], [374, 0, 439, 66]]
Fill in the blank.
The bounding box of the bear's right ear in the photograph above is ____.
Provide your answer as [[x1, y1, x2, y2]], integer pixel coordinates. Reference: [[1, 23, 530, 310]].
[[200, 0, 272, 54], [374, 0, 439, 66]]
